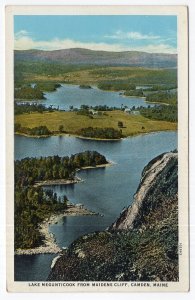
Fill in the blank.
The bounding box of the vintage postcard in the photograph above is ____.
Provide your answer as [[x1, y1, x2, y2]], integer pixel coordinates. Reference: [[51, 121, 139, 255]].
[[6, 5, 189, 292]]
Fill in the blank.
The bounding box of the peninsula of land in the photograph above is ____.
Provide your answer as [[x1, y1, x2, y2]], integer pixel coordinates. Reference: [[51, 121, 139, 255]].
[[14, 151, 109, 251], [15, 110, 177, 140], [15, 203, 97, 255]]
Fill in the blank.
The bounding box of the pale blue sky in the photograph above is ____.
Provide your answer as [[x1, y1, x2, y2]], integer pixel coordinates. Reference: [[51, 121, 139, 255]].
[[14, 15, 177, 53]]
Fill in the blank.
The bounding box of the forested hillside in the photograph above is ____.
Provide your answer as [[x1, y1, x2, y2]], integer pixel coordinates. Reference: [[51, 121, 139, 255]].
[[15, 151, 108, 249]]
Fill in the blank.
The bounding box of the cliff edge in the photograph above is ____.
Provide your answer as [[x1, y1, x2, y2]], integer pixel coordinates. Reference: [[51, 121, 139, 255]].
[[111, 151, 178, 231], [48, 151, 178, 281]]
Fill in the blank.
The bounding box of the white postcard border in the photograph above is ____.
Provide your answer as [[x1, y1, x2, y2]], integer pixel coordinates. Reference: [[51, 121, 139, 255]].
[[6, 5, 189, 293]]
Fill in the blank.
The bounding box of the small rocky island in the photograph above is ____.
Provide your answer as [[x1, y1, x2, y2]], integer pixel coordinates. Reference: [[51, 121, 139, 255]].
[[48, 151, 178, 282]]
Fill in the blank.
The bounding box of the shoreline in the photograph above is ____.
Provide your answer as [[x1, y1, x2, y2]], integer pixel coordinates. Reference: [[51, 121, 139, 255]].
[[77, 162, 114, 171], [15, 162, 113, 256], [122, 95, 146, 99], [75, 135, 122, 141], [15, 204, 98, 256], [33, 162, 113, 188], [34, 176, 83, 187], [15, 126, 177, 140], [145, 100, 170, 106], [123, 129, 177, 140], [15, 131, 122, 140]]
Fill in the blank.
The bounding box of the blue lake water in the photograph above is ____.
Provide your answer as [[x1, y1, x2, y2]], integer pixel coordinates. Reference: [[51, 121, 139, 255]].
[[33, 84, 153, 110], [14, 131, 177, 281], [14, 83, 177, 281]]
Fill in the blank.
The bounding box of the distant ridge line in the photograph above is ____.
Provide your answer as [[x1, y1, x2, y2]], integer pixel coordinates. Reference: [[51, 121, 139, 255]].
[[14, 48, 177, 68]]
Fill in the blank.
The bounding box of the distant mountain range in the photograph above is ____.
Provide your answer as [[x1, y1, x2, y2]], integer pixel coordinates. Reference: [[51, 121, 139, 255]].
[[14, 48, 177, 68]]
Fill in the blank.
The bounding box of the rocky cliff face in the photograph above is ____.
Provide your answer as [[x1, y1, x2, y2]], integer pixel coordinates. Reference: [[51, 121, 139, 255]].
[[111, 151, 178, 231], [48, 151, 178, 281]]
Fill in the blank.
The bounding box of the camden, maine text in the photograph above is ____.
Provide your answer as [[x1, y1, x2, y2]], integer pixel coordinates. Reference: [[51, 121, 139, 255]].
[[28, 282, 169, 288]]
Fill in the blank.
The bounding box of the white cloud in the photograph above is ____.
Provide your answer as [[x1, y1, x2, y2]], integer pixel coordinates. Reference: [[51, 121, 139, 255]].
[[14, 32, 125, 52], [15, 30, 31, 39], [134, 43, 177, 54], [14, 31, 177, 54], [105, 30, 160, 40]]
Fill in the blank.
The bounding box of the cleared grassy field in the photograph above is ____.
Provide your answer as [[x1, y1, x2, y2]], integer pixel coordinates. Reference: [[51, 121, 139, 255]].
[[15, 110, 177, 137]]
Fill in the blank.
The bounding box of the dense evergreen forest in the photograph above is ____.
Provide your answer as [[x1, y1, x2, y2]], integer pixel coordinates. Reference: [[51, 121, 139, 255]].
[[145, 84, 177, 91], [138, 105, 177, 122], [15, 151, 107, 186], [14, 82, 61, 99], [78, 127, 123, 139], [146, 91, 177, 105], [15, 186, 68, 249], [14, 103, 56, 115], [98, 81, 136, 91], [124, 89, 144, 97], [15, 124, 51, 136], [14, 86, 45, 100], [35, 82, 61, 92], [15, 151, 108, 249]]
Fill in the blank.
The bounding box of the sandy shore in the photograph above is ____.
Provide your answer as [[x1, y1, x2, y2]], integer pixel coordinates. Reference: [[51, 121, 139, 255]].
[[15, 204, 98, 255], [75, 135, 122, 141], [33, 162, 113, 188], [145, 100, 170, 106], [34, 176, 83, 187], [15, 162, 114, 256], [77, 162, 114, 170]]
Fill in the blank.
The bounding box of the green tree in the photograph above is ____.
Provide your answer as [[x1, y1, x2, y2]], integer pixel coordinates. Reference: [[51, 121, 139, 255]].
[[118, 121, 123, 128], [59, 125, 64, 132]]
